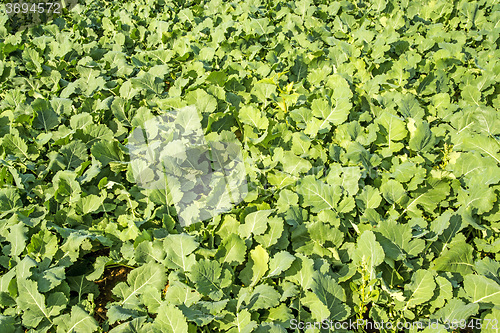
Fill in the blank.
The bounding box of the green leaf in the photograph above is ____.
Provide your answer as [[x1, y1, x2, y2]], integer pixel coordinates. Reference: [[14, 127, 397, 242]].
[[434, 299, 479, 323], [403, 270, 436, 309], [402, 179, 450, 216], [135, 240, 166, 264], [462, 135, 500, 164], [189, 259, 229, 301], [163, 234, 199, 271], [238, 209, 273, 239], [108, 317, 147, 333], [67, 275, 99, 303], [131, 72, 164, 95], [267, 251, 295, 278], [285, 253, 315, 290], [8, 223, 27, 257], [0, 315, 16, 333], [311, 97, 351, 129], [230, 310, 257, 333], [254, 217, 284, 248], [239, 105, 269, 130], [303, 272, 350, 321], [91, 140, 124, 166], [17, 279, 51, 328], [111, 263, 167, 307], [376, 112, 408, 143], [32, 99, 60, 130], [2, 134, 30, 160], [60, 141, 88, 169], [353, 231, 385, 273], [70, 112, 93, 130], [244, 284, 280, 311], [165, 281, 200, 306], [464, 275, 500, 306], [409, 121, 435, 152], [297, 176, 342, 213], [380, 179, 406, 205], [153, 303, 188, 333], [215, 234, 247, 266], [240, 245, 269, 288], [356, 185, 382, 210], [0, 188, 22, 215], [432, 234, 474, 275], [37, 266, 65, 292], [54, 305, 98, 333], [481, 308, 500, 333], [76, 194, 105, 215], [375, 219, 412, 261]]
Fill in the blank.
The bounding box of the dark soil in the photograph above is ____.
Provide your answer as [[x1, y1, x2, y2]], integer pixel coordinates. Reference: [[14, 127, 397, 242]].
[[93, 266, 132, 324]]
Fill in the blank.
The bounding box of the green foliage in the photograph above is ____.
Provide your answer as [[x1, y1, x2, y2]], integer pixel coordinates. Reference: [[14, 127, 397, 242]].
[[0, 0, 499, 332]]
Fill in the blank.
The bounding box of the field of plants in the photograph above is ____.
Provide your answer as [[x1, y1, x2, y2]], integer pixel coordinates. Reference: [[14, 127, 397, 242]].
[[0, 0, 499, 332]]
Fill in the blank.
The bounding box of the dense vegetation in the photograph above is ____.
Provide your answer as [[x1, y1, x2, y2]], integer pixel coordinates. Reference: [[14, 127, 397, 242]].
[[0, 0, 499, 332]]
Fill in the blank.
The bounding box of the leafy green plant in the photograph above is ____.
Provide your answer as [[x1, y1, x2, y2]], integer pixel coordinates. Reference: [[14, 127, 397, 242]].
[[0, 0, 499, 332]]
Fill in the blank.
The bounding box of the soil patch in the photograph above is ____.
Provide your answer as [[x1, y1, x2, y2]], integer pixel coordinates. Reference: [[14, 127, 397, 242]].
[[93, 266, 132, 324]]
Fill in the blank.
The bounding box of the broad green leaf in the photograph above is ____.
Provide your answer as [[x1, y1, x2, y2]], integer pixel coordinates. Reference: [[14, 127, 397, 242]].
[[108, 317, 147, 333], [17, 279, 51, 328], [131, 72, 164, 95], [230, 310, 257, 333], [254, 217, 284, 248], [409, 121, 435, 152], [240, 245, 269, 288], [67, 275, 99, 303], [239, 105, 269, 130], [163, 234, 199, 271], [244, 284, 280, 311], [8, 223, 27, 256], [432, 234, 474, 275], [434, 299, 479, 323], [32, 99, 59, 130], [165, 280, 200, 306], [60, 141, 88, 169], [70, 113, 93, 130], [403, 270, 436, 309], [303, 272, 350, 321], [311, 97, 351, 129], [356, 185, 382, 210], [464, 275, 500, 306], [238, 209, 273, 239], [54, 305, 99, 333], [380, 179, 406, 205], [402, 179, 450, 216], [189, 259, 230, 301], [353, 231, 385, 274], [91, 140, 124, 166], [462, 135, 500, 165], [297, 176, 342, 213], [215, 234, 247, 266], [285, 253, 315, 290], [0, 188, 22, 214], [153, 303, 188, 333], [135, 240, 166, 264], [111, 263, 167, 307], [2, 134, 30, 160], [76, 194, 105, 215], [267, 251, 295, 278], [0, 315, 16, 333], [377, 112, 407, 143]]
